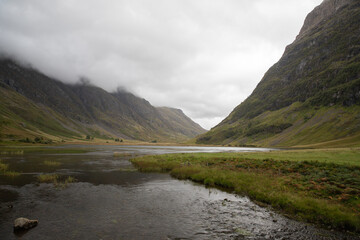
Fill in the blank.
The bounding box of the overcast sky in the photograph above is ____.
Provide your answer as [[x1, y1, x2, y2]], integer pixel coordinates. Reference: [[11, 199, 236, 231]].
[[0, 0, 322, 129]]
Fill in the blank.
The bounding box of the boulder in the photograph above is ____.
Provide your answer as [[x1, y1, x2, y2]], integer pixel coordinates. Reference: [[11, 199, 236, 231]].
[[13, 218, 38, 231]]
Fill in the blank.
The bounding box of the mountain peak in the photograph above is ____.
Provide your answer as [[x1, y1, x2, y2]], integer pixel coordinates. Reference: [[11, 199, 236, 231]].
[[296, 0, 351, 41]]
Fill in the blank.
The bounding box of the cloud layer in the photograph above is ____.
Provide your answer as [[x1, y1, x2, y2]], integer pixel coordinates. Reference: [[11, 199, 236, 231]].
[[0, 0, 322, 129]]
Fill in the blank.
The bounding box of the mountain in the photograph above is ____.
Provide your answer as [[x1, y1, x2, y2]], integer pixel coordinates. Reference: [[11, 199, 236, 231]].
[[157, 107, 205, 137], [197, 0, 360, 148], [0, 59, 206, 143]]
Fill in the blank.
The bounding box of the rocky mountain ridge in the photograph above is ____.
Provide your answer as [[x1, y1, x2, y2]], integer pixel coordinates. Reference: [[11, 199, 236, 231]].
[[0, 59, 206, 143], [296, 0, 351, 41]]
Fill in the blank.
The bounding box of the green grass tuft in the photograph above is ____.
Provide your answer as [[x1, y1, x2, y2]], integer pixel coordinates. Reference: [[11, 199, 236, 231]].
[[0, 150, 23, 155], [37, 174, 59, 183], [0, 161, 8, 172], [0, 159, 21, 177], [37, 174, 77, 189], [43, 160, 61, 166], [3, 171, 21, 177]]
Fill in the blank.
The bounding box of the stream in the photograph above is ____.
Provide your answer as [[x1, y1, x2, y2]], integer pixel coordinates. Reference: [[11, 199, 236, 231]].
[[0, 145, 358, 239]]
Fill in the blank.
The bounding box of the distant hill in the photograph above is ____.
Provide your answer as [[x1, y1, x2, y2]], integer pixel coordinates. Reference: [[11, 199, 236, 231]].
[[0, 59, 206, 143], [197, 0, 360, 148]]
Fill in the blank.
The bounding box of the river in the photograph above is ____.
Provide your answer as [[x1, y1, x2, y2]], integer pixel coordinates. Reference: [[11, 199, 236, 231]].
[[0, 145, 358, 239]]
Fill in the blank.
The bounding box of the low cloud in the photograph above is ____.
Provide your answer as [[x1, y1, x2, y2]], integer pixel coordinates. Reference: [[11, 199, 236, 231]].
[[0, 0, 322, 129]]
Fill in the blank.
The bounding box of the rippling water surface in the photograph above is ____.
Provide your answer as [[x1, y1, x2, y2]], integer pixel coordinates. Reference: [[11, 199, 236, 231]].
[[0, 145, 358, 239]]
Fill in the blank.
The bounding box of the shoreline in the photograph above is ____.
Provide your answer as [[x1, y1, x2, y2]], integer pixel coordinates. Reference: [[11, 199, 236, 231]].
[[130, 149, 360, 233]]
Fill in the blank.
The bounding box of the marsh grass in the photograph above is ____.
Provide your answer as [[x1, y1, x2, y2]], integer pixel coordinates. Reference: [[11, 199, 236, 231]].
[[0, 161, 8, 172], [63, 176, 76, 183], [0, 150, 24, 155], [131, 149, 360, 232], [54, 176, 77, 189], [43, 160, 61, 167], [37, 174, 77, 189], [0, 160, 21, 177], [3, 171, 21, 177], [37, 174, 59, 183]]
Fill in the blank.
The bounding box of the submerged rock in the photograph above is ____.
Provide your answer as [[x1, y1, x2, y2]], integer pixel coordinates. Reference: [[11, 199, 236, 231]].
[[13, 217, 38, 231]]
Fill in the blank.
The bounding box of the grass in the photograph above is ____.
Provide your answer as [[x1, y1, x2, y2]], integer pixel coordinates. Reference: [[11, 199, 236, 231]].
[[43, 160, 62, 166], [131, 149, 360, 232], [3, 171, 21, 177], [0, 86, 81, 140], [0, 161, 8, 172], [197, 103, 360, 148], [54, 176, 77, 189], [220, 148, 360, 166], [37, 174, 77, 189], [37, 174, 59, 183], [0, 159, 21, 177], [0, 150, 24, 155]]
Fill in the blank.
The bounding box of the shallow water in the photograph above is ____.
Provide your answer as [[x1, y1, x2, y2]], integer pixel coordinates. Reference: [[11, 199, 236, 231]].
[[0, 145, 358, 239]]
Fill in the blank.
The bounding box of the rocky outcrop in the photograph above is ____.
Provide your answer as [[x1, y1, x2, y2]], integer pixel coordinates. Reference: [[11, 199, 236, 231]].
[[13, 217, 38, 231], [297, 0, 352, 40]]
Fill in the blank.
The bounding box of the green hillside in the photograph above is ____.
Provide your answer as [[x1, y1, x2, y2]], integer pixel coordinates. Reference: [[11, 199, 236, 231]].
[[0, 59, 206, 143], [197, 0, 360, 147]]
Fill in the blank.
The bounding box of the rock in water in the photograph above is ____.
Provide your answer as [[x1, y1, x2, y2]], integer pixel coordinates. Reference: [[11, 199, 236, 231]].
[[13, 218, 38, 231]]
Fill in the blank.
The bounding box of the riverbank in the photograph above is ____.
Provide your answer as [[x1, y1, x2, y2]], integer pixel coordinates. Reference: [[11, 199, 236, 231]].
[[131, 148, 360, 232]]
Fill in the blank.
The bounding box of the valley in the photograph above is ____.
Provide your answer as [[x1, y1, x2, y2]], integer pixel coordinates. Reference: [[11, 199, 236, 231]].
[[0, 0, 360, 238]]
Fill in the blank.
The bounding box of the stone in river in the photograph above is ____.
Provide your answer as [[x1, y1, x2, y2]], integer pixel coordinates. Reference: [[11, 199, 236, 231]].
[[13, 217, 38, 231]]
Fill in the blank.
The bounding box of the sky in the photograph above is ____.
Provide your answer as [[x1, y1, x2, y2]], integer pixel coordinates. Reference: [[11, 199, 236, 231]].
[[0, 0, 323, 130]]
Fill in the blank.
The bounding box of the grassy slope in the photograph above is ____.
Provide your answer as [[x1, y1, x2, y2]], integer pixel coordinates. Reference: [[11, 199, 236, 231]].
[[131, 148, 360, 232], [0, 85, 82, 142], [198, 103, 360, 148]]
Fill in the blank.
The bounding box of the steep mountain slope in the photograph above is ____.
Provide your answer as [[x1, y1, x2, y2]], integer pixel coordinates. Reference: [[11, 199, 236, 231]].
[[197, 0, 360, 147], [0, 59, 206, 143], [157, 107, 205, 137]]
